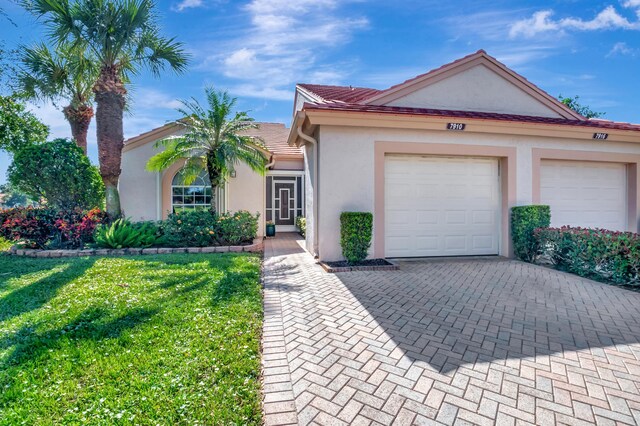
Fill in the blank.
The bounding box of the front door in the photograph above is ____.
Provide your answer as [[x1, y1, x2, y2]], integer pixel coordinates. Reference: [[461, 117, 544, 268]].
[[266, 175, 304, 232]]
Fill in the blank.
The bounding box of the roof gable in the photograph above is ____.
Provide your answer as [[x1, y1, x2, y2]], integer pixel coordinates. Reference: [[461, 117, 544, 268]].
[[364, 50, 583, 120]]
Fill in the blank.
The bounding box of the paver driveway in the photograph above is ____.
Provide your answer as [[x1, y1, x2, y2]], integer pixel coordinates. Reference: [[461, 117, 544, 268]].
[[261, 234, 640, 425]]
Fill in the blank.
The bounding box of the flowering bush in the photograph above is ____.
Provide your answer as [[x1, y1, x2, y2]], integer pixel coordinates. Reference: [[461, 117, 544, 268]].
[[535, 226, 640, 285], [162, 209, 258, 247], [0, 206, 108, 249]]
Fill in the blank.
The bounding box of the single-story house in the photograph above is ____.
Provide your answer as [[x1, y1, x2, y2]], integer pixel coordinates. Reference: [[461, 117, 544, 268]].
[[121, 122, 304, 236], [121, 50, 640, 262]]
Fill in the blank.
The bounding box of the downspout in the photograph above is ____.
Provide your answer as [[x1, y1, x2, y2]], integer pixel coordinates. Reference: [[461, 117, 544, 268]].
[[296, 123, 319, 257]]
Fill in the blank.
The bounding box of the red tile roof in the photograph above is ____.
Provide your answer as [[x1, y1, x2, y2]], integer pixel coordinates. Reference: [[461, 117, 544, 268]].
[[297, 84, 382, 104], [303, 102, 640, 132], [242, 123, 302, 157]]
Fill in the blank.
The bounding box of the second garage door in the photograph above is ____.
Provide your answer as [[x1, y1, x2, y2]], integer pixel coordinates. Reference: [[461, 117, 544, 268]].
[[541, 160, 627, 231], [385, 155, 501, 257]]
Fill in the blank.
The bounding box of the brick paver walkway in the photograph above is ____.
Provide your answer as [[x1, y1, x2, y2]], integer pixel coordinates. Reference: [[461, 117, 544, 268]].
[[262, 234, 640, 425]]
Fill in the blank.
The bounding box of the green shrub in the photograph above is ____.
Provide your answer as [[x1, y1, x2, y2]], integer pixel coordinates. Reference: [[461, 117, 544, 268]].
[[161, 209, 258, 247], [296, 216, 306, 238], [340, 212, 373, 264], [8, 138, 104, 210], [511, 205, 551, 262], [535, 227, 640, 285], [94, 219, 162, 249], [217, 210, 259, 245]]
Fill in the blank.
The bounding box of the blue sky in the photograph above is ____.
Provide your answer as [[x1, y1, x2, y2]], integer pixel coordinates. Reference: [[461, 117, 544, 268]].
[[1, 0, 640, 183]]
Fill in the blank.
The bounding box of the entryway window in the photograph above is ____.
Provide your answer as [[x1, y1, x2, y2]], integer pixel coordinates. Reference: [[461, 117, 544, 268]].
[[171, 169, 212, 212]]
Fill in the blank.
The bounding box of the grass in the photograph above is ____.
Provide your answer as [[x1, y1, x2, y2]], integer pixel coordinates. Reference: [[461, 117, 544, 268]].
[[0, 252, 263, 425]]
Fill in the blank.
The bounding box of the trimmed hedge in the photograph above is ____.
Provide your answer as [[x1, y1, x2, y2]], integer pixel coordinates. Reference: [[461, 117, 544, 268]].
[[511, 205, 551, 262], [162, 209, 258, 247], [535, 227, 640, 285], [340, 212, 373, 264], [296, 216, 306, 238]]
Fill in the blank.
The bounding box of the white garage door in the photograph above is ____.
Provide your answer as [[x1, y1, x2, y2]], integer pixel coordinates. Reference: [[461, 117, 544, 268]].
[[541, 160, 627, 231], [385, 155, 501, 257]]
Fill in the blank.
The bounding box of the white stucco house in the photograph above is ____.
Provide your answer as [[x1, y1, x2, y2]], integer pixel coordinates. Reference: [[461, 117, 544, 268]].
[[120, 122, 304, 236], [121, 50, 640, 262]]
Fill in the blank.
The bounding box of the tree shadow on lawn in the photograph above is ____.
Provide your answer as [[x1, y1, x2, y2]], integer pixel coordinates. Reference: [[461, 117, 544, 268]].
[[338, 258, 640, 374], [0, 257, 97, 324], [0, 306, 158, 369], [130, 253, 263, 307]]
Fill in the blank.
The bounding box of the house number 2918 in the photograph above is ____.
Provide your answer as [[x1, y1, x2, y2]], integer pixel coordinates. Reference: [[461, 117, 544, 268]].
[[447, 123, 466, 131]]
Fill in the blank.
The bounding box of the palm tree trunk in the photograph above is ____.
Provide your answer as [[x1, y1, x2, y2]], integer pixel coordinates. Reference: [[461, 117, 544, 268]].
[[206, 156, 220, 211], [63, 104, 93, 155], [94, 65, 126, 217]]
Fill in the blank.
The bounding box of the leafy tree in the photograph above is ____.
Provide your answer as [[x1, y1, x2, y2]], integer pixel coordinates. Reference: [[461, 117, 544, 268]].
[[0, 95, 49, 154], [18, 43, 98, 154], [8, 138, 105, 210], [0, 183, 36, 208], [559, 95, 605, 119], [25, 0, 189, 217], [147, 88, 268, 210]]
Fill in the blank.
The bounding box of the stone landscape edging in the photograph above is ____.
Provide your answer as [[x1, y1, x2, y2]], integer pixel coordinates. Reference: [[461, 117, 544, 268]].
[[7, 238, 263, 258], [318, 261, 399, 273]]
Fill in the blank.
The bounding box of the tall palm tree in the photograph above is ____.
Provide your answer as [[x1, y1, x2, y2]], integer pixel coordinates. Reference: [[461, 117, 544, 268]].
[[19, 43, 97, 154], [146, 88, 268, 211], [25, 0, 189, 216]]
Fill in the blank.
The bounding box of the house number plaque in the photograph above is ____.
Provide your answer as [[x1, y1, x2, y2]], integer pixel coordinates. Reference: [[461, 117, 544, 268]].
[[593, 132, 608, 140], [447, 123, 466, 131]]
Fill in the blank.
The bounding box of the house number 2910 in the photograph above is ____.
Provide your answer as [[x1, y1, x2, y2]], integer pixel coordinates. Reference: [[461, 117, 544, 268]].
[[447, 123, 466, 131]]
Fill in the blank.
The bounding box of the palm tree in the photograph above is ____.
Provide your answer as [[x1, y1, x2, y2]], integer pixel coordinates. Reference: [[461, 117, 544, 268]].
[[146, 88, 268, 211], [19, 43, 97, 154], [25, 0, 189, 217]]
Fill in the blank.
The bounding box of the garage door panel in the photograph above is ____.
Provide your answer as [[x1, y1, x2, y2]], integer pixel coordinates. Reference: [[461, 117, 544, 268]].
[[541, 160, 627, 231], [445, 211, 466, 224], [472, 210, 493, 224], [473, 235, 494, 250], [385, 156, 500, 257], [417, 210, 438, 224]]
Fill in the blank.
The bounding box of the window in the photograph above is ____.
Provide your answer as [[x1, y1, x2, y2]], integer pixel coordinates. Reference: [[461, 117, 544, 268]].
[[171, 169, 212, 212]]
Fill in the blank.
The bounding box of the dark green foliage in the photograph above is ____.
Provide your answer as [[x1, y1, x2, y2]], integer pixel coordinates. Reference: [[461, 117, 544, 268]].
[[94, 219, 163, 249], [8, 138, 104, 210], [340, 212, 373, 264], [535, 227, 640, 285], [296, 216, 306, 238], [161, 209, 259, 247], [0, 95, 49, 153], [559, 94, 604, 119], [511, 205, 551, 262]]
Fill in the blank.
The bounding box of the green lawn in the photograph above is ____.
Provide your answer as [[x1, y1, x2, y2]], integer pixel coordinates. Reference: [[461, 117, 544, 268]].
[[0, 253, 263, 425]]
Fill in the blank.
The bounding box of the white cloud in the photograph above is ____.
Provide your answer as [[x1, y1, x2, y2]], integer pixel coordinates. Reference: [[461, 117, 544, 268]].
[[131, 88, 182, 110], [607, 41, 638, 56], [510, 5, 640, 38], [172, 0, 203, 12], [199, 0, 368, 101], [27, 101, 72, 140]]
